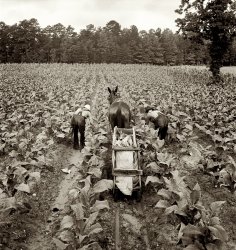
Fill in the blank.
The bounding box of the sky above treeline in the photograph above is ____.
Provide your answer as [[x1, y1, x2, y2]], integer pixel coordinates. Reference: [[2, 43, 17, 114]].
[[0, 0, 181, 32]]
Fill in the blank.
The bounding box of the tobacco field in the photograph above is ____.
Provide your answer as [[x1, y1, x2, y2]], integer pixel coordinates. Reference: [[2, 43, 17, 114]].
[[0, 64, 236, 250]]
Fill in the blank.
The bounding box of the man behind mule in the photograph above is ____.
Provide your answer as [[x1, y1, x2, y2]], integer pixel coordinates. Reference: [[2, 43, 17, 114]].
[[145, 106, 168, 140]]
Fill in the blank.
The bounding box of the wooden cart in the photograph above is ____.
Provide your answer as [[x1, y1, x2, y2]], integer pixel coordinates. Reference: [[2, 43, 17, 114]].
[[112, 126, 143, 201]]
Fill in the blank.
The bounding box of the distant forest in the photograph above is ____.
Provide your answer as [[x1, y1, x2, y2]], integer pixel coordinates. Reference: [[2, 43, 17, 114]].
[[0, 18, 236, 65]]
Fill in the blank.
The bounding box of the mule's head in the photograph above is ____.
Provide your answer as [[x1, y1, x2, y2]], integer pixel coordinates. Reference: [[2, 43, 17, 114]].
[[107, 86, 119, 104]]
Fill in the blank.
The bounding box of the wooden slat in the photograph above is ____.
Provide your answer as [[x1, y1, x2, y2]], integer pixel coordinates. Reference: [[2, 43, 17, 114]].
[[116, 127, 133, 134], [112, 146, 139, 151], [113, 169, 143, 176]]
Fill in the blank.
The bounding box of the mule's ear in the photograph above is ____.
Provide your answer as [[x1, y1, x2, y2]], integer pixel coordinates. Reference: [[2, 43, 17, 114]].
[[108, 87, 111, 93], [115, 86, 118, 93]]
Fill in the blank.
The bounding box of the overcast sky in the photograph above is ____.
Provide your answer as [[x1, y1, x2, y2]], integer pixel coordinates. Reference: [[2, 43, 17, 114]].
[[0, 0, 181, 32]]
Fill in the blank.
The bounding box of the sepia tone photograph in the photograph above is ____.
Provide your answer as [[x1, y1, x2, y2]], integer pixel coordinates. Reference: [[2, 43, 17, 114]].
[[0, 0, 236, 249]]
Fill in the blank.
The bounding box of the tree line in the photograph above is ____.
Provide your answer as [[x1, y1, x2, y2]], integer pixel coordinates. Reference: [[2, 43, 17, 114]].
[[0, 18, 235, 65]]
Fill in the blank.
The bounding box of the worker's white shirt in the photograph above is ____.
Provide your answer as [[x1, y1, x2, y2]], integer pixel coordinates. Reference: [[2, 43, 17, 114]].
[[147, 110, 162, 119], [82, 110, 90, 119], [74, 108, 90, 119]]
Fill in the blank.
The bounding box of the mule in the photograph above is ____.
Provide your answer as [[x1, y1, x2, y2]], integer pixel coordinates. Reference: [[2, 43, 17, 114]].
[[108, 86, 131, 130]]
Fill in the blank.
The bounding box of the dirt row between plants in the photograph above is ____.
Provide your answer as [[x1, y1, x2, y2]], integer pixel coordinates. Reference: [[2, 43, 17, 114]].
[[7, 79, 101, 250], [25, 146, 83, 250]]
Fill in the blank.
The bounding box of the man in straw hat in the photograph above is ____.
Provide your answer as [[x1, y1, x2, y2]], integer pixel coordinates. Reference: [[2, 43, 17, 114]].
[[71, 104, 91, 149]]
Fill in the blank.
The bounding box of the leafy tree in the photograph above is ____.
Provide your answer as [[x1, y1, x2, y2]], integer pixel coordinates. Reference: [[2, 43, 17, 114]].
[[175, 0, 236, 83], [224, 37, 236, 65], [140, 30, 164, 64], [160, 29, 178, 65], [0, 22, 9, 63], [105, 20, 121, 36], [1, 17, 236, 66]]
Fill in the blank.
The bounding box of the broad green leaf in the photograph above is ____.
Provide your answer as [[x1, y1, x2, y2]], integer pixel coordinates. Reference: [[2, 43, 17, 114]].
[[58, 230, 75, 244], [87, 167, 102, 178], [145, 176, 162, 185], [190, 183, 201, 204], [0, 143, 6, 152], [84, 211, 99, 233], [88, 155, 100, 166], [71, 203, 84, 221], [163, 176, 172, 187], [145, 161, 159, 170], [0, 197, 16, 210], [177, 111, 189, 117], [60, 215, 74, 230], [165, 205, 178, 215], [155, 199, 170, 209], [212, 134, 223, 143], [181, 143, 202, 168], [92, 179, 113, 193], [52, 238, 69, 250], [182, 225, 203, 236], [228, 155, 236, 168], [98, 128, 108, 135], [175, 208, 188, 217], [208, 225, 228, 241], [13, 166, 27, 176], [191, 189, 202, 204], [9, 150, 18, 158], [68, 189, 80, 200], [86, 222, 103, 236], [185, 124, 193, 131], [90, 200, 110, 213], [78, 234, 87, 244], [194, 203, 205, 211], [78, 242, 102, 250], [178, 222, 186, 240], [157, 189, 172, 199], [155, 138, 165, 149], [184, 244, 200, 250], [176, 134, 185, 142], [206, 243, 220, 250], [80, 176, 91, 195], [210, 201, 225, 215], [218, 169, 231, 186], [36, 131, 48, 141], [15, 183, 30, 193], [210, 216, 220, 226]]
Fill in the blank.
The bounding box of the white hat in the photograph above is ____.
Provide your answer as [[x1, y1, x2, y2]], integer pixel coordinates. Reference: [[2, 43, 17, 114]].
[[84, 104, 90, 111]]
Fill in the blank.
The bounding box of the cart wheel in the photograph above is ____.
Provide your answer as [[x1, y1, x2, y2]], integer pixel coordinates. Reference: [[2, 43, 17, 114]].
[[113, 188, 119, 202], [135, 190, 142, 202]]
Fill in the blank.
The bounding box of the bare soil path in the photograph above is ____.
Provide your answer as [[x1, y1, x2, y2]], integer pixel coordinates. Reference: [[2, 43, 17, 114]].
[[24, 145, 83, 250]]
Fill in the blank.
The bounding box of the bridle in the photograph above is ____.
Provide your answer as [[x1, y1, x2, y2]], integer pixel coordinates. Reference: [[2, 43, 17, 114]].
[[108, 91, 121, 105]]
